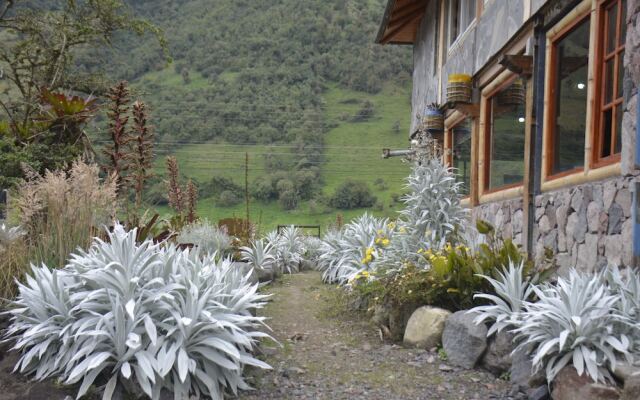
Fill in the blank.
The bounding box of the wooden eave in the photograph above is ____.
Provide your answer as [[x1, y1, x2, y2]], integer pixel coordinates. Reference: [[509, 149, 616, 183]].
[[376, 0, 429, 45]]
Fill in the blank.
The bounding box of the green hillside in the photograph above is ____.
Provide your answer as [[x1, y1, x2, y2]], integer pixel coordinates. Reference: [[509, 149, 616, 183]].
[[85, 0, 413, 231]]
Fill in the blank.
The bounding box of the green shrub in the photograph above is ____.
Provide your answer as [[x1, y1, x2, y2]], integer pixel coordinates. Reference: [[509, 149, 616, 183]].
[[353, 222, 538, 312], [329, 180, 376, 209], [251, 177, 277, 201], [217, 189, 241, 207], [278, 189, 299, 210]]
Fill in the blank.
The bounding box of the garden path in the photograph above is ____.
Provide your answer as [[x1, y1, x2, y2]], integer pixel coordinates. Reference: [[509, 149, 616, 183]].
[[239, 271, 512, 400]]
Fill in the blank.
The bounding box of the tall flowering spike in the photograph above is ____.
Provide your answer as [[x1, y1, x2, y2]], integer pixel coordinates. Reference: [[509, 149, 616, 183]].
[[103, 81, 132, 192], [186, 179, 198, 223], [131, 100, 154, 209], [166, 156, 184, 213]]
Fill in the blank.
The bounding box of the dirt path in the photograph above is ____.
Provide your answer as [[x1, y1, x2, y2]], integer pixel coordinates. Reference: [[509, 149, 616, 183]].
[[240, 271, 511, 400]]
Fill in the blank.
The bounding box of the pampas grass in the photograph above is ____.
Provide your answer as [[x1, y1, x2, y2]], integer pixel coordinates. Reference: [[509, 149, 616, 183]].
[[12, 159, 117, 268]]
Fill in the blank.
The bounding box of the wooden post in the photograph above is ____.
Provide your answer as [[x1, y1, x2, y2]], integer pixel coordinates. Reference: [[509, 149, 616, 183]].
[[244, 152, 250, 240], [522, 75, 535, 255]]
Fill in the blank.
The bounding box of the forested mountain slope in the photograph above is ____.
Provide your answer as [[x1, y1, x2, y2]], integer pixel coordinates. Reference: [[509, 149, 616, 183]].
[[85, 0, 414, 228]]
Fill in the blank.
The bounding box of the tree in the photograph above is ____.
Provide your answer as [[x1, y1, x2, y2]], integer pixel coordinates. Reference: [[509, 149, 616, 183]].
[[0, 0, 165, 139], [329, 180, 376, 209], [0, 0, 165, 187]]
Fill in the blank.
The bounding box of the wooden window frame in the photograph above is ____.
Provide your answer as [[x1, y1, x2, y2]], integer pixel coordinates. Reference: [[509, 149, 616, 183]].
[[479, 70, 526, 202], [444, 111, 474, 202], [540, 0, 624, 192], [592, 0, 626, 168], [542, 6, 591, 182]]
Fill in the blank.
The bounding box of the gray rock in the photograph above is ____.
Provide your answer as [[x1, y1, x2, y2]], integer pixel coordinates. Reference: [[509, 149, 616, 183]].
[[482, 331, 515, 375], [528, 385, 550, 400], [612, 363, 640, 383], [587, 202, 602, 233], [577, 234, 599, 272], [565, 212, 578, 250], [571, 189, 583, 212], [391, 302, 422, 342], [402, 306, 451, 349], [604, 181, 617, 210], [539, 215, 551, 235], [556, 205, 569, 231], [513, 209, 524, 234], [535, 207, 545, 222], [604, 235, 623, 266], [558, 230, 567, 252], [615, 188, 632, 218], [544, 230, 559, 253], [622, 374, 640, 400], [442, 311, 487, 369], [510, 348, 545, 391], [551, 366, 620, 400], [608, 203, 625, 235], [545, 205, 557, 228]]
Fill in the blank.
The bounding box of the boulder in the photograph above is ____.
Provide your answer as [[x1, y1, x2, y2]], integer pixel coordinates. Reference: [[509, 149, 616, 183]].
[[551, 366, 620, 400], [442, 311, 487, 369], [510, 347, 546, 391], [622, 375, 640, 400], [390, 302, 422, 342], [402, 306, 451, 349], [528, 385, 551, 400], [482, 331, 515, 375], [612, 363, 640, 383]]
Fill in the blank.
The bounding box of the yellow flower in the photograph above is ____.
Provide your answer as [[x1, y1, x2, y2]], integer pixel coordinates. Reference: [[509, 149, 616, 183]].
[[381, 238, 390, 247], [388, 222, 396, 229], [399, 227, 407, 233], [377, 229, 384, 235]]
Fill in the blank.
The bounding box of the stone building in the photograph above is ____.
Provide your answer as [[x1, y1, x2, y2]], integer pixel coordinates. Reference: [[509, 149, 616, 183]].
[[377, 0, 640, 271]]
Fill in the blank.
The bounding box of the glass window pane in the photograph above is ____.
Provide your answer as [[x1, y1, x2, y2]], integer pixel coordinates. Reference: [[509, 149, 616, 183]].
[[605, 58, 615, 104], [601, 108, 613, 158], [551, 17, 590, 174], [607, 3, 618, 53], [452, 119, 472, 195], [615, 105, 623, 154], [617, 52, 625, 99], [488, 79, 526, 190]]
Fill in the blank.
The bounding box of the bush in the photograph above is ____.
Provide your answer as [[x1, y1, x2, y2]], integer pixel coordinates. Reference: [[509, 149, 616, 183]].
[[251, 177, 277, 202], [5, 224, 271, 400], [278, 189, 299, 210], [200, 176, 243, 200], [217, 189, 241, 207], [471, 265, 640, 384], [177, 220, 234, 257], [354, 228, 535, 312], [266, 226, 305, 274], [329, 180, 376, 210]]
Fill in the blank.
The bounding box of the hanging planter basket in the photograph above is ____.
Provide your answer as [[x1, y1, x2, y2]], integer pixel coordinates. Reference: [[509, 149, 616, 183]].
[[498, 78, 525, 106], [422, 106, 444, 132], [447, 74, 473, 103]]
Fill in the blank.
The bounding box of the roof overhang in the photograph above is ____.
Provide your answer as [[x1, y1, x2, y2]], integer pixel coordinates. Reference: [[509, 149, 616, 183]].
[[375, 0, 429, 45]]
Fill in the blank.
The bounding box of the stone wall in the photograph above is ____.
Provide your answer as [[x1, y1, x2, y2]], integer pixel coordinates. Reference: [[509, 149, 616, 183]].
[[531, 178, 635, 273], [471, 198, 525, 247]]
